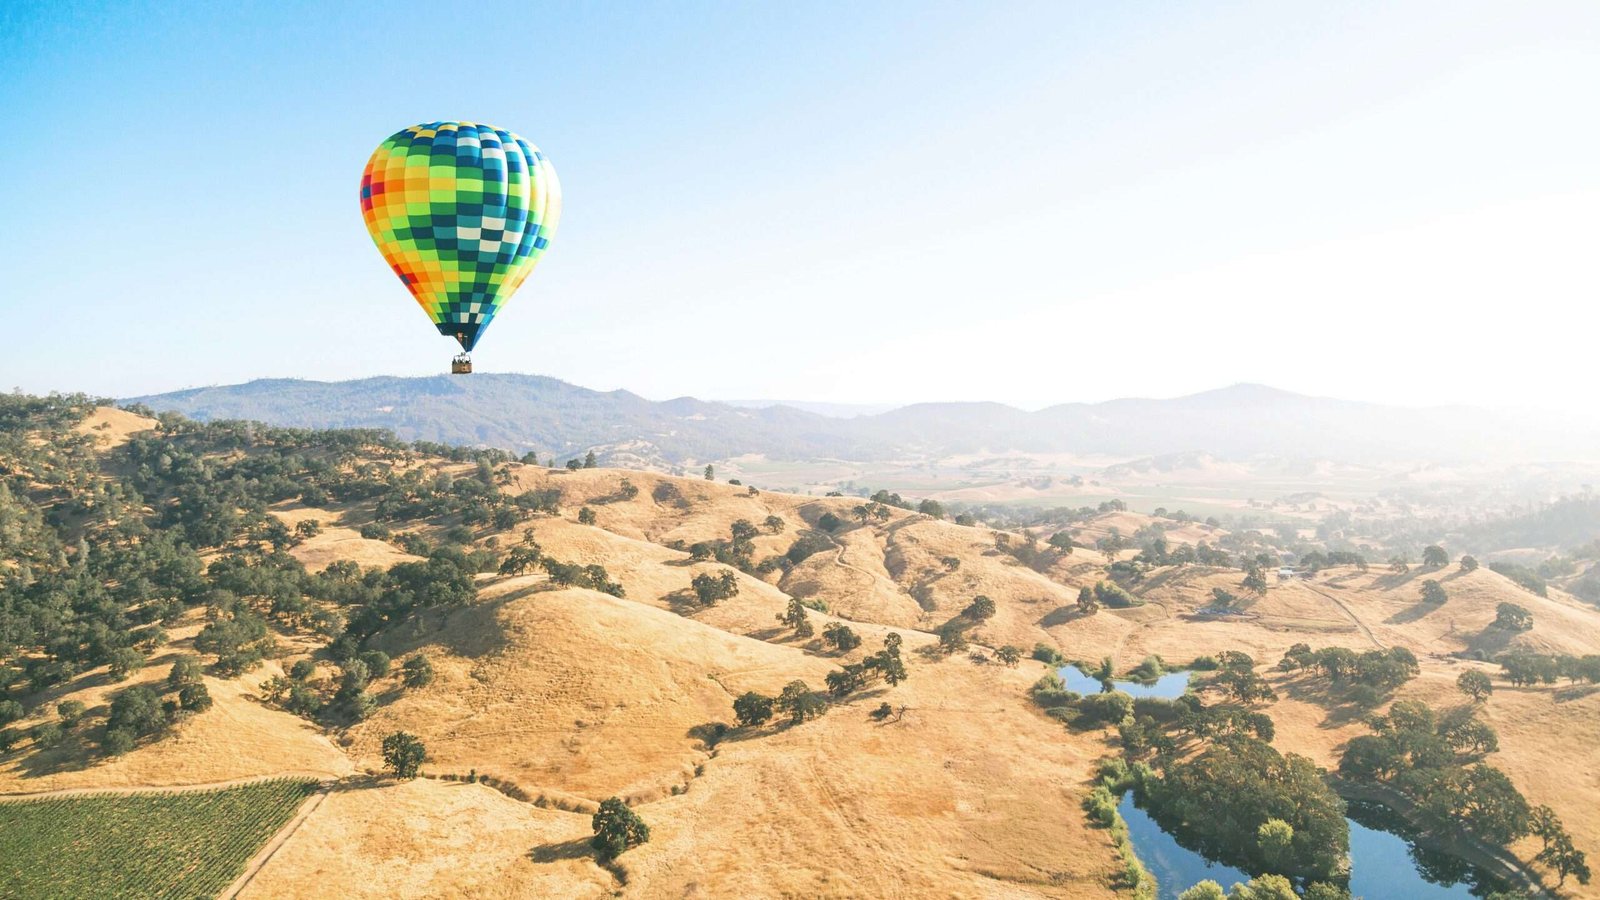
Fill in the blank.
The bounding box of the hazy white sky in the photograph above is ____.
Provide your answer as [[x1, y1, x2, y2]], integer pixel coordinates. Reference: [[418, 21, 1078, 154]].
[[3, 1, 1596, 410]]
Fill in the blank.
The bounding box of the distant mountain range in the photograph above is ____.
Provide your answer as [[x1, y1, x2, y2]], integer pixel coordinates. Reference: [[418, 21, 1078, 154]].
[[126, 376, 1592, 467]]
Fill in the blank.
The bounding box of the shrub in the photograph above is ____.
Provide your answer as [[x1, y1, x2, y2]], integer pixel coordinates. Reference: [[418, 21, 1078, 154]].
[[56, 700, 86, 728], [360, 650, 391, 679], [1093, 580, 1136, 608], [1032, 643, 1066, 666], [1033, 689, 1079, 709], [107, 647, 145, 681], [964, 595, 996, 621], [31, 721, 65, 749], [821, 622, 862, 653], [1078, 691, 1134, 726], [1084, 785, 1118, 827], [179, 682, 213, 712], [402, 654, 434, 688]]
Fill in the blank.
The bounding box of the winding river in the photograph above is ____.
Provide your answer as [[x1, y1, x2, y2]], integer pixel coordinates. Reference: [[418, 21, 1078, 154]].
[[1055, 666, 1508, 897]]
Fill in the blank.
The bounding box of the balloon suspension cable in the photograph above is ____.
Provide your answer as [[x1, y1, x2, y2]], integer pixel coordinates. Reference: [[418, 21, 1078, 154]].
[[451, 352, 473, 375]]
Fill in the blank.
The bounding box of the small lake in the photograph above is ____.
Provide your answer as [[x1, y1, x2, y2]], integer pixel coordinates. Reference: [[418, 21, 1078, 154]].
[[1117, 794, 1506, 899], [1059, 666, 1192, 699]]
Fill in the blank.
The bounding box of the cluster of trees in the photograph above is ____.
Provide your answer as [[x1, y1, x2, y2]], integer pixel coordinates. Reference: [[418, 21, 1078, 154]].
[[820, 622, 860, 653], [690, 570, 739, 606], [688, 519, 765, 572], [564, 451, 599, 470], [1205, 651, 1276, 705], [851, 502, 893, 526], [262, 648, 433, 724], [824, 633, 907, 698], [733, 633, 907, 727], [100, 656, 215, 755], [733, 679, 827, 727], [1488, 562, 1548, 598], [1144, 735, 1350, 881], [1498, 651, 1600, 686], [993, 531, 1073, 573], [1076, 581, 1136, 613], [1177, 875, 1351, 900], [540, 557, 625, 597], [1278, 643, 1420, 706], [1294, 549, 1369, 573], [0, 396, 602, 764], [1340, 700, 1587, 884], [776, 598, 814, 639]]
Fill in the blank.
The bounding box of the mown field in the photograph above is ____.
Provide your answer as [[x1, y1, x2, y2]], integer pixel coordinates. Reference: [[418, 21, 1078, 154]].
[[0, 778, 318, 899]]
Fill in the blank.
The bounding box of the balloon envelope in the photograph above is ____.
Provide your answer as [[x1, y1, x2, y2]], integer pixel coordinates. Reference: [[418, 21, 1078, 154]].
[[360, 121, 560, 351]]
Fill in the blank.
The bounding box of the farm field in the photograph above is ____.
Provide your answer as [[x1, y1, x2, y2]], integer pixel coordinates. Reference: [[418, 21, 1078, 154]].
[[0, 779, 319, 900]]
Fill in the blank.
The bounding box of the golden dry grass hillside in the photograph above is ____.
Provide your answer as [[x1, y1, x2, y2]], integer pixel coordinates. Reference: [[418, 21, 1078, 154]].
[[6, 411, 1600, 899]]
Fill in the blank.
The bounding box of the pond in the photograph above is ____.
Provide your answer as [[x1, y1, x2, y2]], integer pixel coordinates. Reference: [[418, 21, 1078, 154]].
[[1059, 666, 1192, 699], [1116, 794, 1507, 899]]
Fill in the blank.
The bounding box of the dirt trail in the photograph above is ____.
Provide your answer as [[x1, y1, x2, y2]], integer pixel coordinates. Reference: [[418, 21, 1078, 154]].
[[0, 770, 339, 802], [219, 781, 334, 899], [832, 542, 883, 589], [1301, 583, 1384, 650]]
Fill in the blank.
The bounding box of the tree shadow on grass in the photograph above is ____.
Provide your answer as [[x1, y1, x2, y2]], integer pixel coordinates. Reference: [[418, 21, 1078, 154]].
[[1274, 673, 1382, 729], [1375, 571, 1422, 590], [1386, 601, 1442, 625], [660, 589, 700, 615], [687, 722, 765, 746], [1463, 627, 1515, 659], [1555, 684, 1599, 703], [1038, 605, 1085, 628], [12, 733, 97, 780], [529, 837, 594, 863]]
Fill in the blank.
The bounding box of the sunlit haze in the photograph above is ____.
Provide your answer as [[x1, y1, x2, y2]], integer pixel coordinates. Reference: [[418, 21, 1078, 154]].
[[2, 1, 1596, 412]]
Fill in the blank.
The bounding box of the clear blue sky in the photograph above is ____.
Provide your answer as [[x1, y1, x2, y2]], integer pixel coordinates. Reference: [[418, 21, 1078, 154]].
[[2, 0, 1596, 410]]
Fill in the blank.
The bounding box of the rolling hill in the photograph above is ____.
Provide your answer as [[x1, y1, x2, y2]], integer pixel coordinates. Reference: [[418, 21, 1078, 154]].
[[126, 378, 1596, 467], [3, 399, 1596, 897]]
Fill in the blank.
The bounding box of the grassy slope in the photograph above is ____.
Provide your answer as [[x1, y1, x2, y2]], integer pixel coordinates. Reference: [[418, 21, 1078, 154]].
[[5, 415, 1600, 897]]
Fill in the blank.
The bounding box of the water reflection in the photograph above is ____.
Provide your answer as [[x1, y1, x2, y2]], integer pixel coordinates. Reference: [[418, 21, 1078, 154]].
[[1114, 793, 1506, 899], [1059, 666, 1192, 699]]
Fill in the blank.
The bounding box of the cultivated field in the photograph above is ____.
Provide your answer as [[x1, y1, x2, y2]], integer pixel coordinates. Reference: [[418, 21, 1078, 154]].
[[0, 778, 318, 899]]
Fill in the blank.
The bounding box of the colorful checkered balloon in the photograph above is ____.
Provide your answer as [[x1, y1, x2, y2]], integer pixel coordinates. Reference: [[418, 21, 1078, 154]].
[[360, 121, 561, 352]]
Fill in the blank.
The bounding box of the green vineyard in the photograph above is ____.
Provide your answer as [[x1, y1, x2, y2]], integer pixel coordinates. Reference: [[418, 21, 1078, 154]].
[[0, 778, 319, 899]]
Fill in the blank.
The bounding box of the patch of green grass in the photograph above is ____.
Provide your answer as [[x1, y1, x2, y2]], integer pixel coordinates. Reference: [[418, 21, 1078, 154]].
[[0, 778, 317, 899]]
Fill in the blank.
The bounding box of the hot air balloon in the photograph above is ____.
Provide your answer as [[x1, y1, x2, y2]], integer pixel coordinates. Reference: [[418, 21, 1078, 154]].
[[360, 121, 561, 373]]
